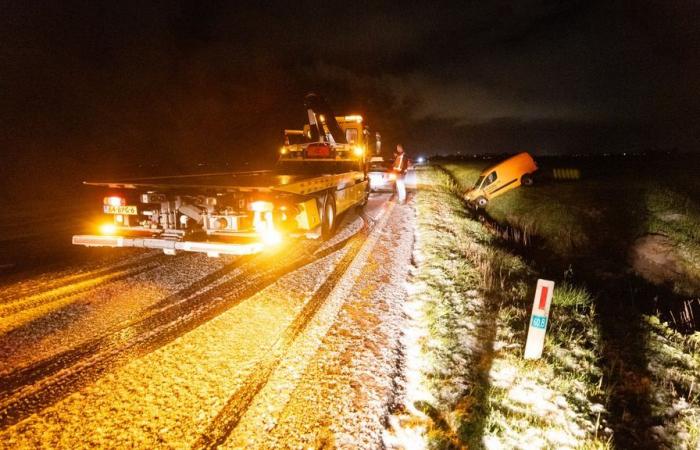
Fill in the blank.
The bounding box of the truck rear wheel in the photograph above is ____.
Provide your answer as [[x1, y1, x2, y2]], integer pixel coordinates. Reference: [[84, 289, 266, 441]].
[[521, 173, 534, 186], [321, 192, 337, 239]]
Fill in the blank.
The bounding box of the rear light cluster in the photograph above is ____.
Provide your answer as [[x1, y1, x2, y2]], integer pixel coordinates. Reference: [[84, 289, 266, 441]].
[[103, 196, 125, 207]]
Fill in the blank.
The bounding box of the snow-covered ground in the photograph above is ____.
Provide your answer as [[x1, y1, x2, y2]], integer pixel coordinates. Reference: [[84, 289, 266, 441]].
[[2, 167, 698, 449], [387, 165, 700, 450], [0, 252, 230, 372], [223, 200, 415, 449], [0, 193, 421, 448]]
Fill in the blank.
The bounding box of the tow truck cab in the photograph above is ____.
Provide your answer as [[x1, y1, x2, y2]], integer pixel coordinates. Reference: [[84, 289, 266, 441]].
[[286, 115, 380, 160]]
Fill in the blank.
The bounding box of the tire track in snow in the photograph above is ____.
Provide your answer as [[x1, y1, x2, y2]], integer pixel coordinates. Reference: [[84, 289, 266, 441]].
[[0, 263, 162, 322], [192, 201, 395, 449], [0, 253, 168, 305], [0, 229, 363, 430]]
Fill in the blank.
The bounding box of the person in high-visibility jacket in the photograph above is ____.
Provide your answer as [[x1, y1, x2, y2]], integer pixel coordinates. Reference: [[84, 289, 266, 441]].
[[392, 144, 408, 204]]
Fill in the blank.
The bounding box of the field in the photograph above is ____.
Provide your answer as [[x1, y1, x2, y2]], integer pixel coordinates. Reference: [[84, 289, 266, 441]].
[[443, 155, 700, 301], [388, 159, 700, 449]]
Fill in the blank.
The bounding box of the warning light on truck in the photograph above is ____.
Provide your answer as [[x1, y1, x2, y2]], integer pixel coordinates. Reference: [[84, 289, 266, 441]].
[[344, 115, 363, 123]]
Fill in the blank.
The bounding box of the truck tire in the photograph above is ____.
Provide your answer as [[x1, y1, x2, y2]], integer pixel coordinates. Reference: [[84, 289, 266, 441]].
[[321, 192, 337, 239], [356, 181, 370, 212], [475, 196, 489, 208], [521, 173, 534, 186]]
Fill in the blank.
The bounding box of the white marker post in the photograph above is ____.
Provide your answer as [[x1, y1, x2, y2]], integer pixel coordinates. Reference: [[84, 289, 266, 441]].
[[524, 279, 555, 360]]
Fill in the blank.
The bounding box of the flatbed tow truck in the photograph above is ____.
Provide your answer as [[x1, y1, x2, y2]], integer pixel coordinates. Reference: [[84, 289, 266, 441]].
[[72, 94, 378, 257]]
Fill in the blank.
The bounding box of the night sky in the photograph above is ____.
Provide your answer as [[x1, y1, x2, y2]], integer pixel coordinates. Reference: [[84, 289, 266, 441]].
[[2, 1, 699, 198]]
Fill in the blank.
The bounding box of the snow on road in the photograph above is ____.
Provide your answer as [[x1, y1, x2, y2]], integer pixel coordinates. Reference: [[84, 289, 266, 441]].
[[223, 200, 414, 449], [0, 193, 416, 449], [0, 246, 350, 448], [0, 252, 230, 373]]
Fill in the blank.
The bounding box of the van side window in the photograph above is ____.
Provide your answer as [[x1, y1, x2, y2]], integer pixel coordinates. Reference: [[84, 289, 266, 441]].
[[483, 171, 497, 187]]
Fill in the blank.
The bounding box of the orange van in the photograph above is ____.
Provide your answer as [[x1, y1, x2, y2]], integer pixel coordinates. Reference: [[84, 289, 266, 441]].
[[464, 152, 538, 207]]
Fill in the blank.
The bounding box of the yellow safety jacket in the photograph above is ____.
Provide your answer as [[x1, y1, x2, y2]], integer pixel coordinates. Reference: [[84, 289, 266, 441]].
[[393, 153, 407, 174]]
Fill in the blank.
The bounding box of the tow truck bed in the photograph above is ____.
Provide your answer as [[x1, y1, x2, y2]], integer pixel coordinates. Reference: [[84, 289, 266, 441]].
[[85, 170, 283, 191], [86, 164, 361, 195]]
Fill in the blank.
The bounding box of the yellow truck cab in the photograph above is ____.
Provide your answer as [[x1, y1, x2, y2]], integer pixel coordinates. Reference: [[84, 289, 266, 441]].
[[292, 115, 378, 157], [464, 152, 538, 207]]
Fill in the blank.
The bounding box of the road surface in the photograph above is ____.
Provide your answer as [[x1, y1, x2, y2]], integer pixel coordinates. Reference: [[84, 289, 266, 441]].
[[0, 181, 416, 448]]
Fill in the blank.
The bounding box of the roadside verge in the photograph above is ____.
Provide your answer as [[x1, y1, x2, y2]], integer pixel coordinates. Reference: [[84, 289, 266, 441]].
[[386, 166, 614, 449]]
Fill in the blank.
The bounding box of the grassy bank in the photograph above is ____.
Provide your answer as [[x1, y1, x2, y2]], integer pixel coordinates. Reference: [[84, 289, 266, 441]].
[[397, 166, 612, 448], [424, 160, 700, 448]]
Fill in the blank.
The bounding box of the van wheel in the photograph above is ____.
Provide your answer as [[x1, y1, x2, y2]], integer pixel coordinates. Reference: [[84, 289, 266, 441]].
[[521, 174, 534, 186], [321, 192, 337, 239], [475, 196, 488, 208]]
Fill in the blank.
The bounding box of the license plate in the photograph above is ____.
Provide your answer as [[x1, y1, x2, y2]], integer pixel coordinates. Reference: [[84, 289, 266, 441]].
[[104, 205, 138, 215]]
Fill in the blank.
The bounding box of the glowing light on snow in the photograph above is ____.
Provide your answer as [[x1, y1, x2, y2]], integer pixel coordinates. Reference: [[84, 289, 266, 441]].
[[100, 223, 117, 235], [261, 228, 282, 245]]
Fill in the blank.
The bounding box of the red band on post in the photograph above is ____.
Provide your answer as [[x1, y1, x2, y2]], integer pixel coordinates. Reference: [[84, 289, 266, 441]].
[[539, 286, 548, 310]]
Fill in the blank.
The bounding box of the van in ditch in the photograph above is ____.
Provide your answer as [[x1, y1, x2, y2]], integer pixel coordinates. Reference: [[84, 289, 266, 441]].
[[464, 152, 538, 208]]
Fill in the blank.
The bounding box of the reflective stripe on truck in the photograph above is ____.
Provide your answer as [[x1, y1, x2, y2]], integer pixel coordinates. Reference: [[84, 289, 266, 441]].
[[72, 235, 264, 257]]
